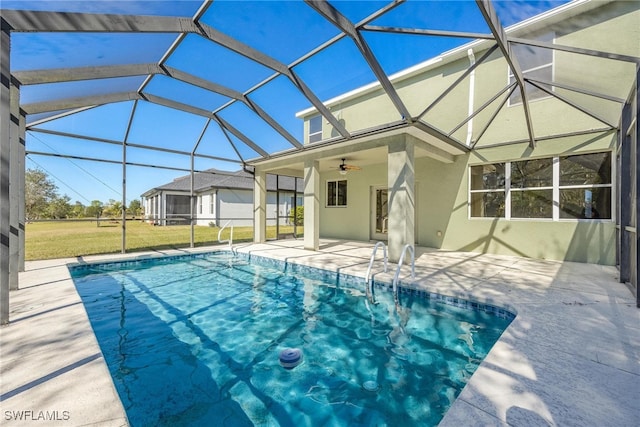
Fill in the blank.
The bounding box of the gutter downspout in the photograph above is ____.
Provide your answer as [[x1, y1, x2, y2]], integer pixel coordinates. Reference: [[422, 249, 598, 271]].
[[466, 48, 476, 146]]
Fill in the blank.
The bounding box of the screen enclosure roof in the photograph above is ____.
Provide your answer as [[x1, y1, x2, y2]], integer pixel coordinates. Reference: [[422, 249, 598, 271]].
[[2, 0, 639, 176]]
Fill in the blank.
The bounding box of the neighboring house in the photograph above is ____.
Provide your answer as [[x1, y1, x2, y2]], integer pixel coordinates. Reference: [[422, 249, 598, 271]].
[[251, 0, 639, 266], [142, 169, 302, 227]]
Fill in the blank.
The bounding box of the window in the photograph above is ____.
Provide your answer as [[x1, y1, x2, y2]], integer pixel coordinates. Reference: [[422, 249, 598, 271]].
[[509, 32, 554, 105], [510, 158, 553, 219], [308, 115, 322, 143], [559, 152, 612, 219], [469, 163, 505, 217], [327, 180, 347, 207], [198, 196, 203, 214], [470, 152, 612, 220]]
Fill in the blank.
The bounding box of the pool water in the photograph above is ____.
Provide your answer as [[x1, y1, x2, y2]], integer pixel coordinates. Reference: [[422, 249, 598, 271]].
[[71, 252, 513, 427]]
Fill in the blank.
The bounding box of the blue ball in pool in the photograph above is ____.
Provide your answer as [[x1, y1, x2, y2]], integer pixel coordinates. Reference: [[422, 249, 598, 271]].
[[279, 348, 303, 369]]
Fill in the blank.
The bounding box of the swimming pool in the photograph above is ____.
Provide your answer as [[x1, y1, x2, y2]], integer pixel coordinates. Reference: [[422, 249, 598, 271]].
[[70, 252, 514, 426]]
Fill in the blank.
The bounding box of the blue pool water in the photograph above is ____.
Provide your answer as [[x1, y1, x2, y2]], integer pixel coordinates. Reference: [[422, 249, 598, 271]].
[[71, 252, 513, 427]]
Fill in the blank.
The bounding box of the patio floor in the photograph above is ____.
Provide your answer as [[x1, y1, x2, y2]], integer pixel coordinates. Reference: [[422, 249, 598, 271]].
[[1, 240, 638, 426]]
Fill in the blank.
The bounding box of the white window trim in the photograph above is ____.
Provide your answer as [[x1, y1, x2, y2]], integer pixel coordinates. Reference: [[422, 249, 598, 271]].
[[326, 179, 347, 208], [469, 151, 614, 222], [308, 115, 322, 143]]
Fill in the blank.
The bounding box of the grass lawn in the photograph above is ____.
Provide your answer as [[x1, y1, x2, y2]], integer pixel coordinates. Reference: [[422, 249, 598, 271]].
[[26, 220, 300, 261]]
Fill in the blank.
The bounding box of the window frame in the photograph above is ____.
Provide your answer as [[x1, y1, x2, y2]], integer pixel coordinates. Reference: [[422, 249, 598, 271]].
[[326, 179, 348, 208], [510, 157, 554, 219], [308, 115, 322, 143], [468, 163, 506, 218], [469, 151, 613, 222], [508, 31, 555, 107]]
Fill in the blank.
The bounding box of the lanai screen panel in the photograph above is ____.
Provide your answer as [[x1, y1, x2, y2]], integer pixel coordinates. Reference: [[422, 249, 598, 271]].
[[2, 0, 638, 189]]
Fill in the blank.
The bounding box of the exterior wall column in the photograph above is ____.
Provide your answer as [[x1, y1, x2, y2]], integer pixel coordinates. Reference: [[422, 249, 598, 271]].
[[1, 21, 10, 324], [304, 160, 320, 251], [161, 192, 166, 226], [9, 78, 19, 289], [387, 137, 415, 263], [155, 195, 159, 224], [253, 169, 266, 243]]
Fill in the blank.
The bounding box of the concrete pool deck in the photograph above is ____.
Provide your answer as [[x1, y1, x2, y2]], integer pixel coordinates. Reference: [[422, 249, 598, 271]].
[[1, 240, 638, 426]]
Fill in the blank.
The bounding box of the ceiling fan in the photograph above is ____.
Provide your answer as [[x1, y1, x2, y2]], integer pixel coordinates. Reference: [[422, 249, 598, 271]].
[[338, 158, 361, 175]]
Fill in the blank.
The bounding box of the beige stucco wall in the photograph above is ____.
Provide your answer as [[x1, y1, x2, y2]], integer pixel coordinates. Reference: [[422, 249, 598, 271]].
[[318, 131, 616, 264], [301, 2, 639, 147], [423, 132, 617, 264], [302, 1, 637, 265], [319, 166, 386, 241]]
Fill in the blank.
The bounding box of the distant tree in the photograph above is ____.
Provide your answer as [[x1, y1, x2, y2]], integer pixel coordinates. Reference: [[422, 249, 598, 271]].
[[46, 195, 72, 219], [70, 201, 86, 218], [103, 199, 124, 220], [127, 199, 143, 217], [85, 200, 103, 218], [290, 206, 304, 226], [25, 168, 59, 221]]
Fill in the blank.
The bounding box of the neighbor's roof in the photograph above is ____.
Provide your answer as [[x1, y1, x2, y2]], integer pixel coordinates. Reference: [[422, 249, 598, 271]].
[[141, 169, 299, 197]]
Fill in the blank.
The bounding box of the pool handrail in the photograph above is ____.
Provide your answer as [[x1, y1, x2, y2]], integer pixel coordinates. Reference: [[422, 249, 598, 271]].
[[218, 220, 235, 254], [392, 244, 415, 303], [365, 242, 388, 304]]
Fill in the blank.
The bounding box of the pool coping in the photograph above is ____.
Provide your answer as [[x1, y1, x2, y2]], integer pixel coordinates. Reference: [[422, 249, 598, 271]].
[[68, 250, 517, 321], [1, 240, 638, 426]]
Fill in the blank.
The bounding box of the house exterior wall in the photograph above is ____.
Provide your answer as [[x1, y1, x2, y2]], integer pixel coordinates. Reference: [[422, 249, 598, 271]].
[[194, 192, 216, 227], [302, 2, 637, 265], [145, 187, 295, 228], [317, 131, 616, 264], [302, 3, 639, 145], [428, 132, 616, 264]]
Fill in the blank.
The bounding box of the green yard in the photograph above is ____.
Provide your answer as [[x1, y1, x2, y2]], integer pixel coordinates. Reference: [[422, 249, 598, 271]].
[[25, 220, 300, 260]]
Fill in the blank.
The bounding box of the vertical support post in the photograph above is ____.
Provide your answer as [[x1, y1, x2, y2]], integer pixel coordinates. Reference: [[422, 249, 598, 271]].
[[634, 66, 639, 307], [387, 137, 415, 263], [189, 119, 209, 248], [121, 140, 127, 254], [17, 109, 25, 272], [253, 168, 266, 243], [620, 96, 632, 285], [276, 175, 280, 239], [0, 20, 11, 325], [121, 100, 137, 254], [190, 154, 195, 248], [303, 159, 319, 251], [9, 79, 19, 290]]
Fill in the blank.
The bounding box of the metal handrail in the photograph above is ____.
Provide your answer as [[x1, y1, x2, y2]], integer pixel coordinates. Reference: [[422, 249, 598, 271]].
[[365, 242, 388, 304], [218, 219, 235, 254], [392, 244, 415, 304]]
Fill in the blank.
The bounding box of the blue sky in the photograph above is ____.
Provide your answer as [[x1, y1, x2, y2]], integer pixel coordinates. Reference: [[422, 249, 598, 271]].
[[5, 0, 569, 206]]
